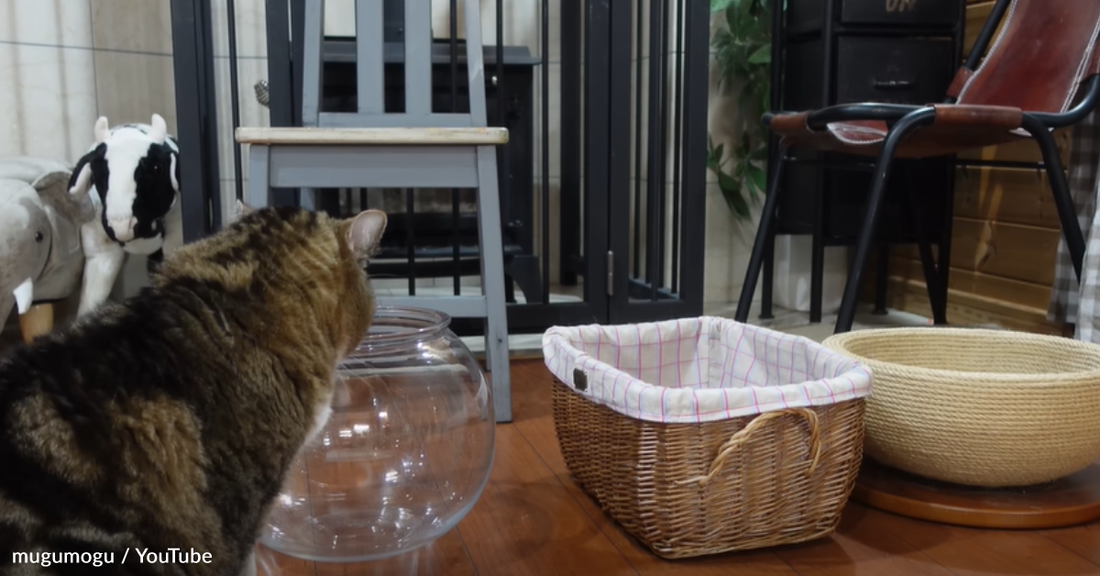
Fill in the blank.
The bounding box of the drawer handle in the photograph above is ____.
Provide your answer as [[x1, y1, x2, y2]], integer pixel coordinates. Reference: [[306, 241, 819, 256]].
[[873, 78, 917, 90]]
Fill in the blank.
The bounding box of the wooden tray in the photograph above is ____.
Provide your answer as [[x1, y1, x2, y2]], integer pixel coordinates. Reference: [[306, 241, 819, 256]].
[[851, 459, 1100, 529]]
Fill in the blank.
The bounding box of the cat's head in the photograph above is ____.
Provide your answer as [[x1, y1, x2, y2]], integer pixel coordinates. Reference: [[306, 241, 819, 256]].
[[157, 201, 388, 361]]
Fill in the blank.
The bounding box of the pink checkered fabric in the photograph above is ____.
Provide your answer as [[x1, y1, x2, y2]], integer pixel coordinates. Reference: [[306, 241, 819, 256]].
[[542, 317, 873, 424]]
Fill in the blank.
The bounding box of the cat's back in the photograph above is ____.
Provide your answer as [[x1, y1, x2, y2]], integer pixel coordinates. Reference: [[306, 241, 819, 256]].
[[0, 206, 383, 575]]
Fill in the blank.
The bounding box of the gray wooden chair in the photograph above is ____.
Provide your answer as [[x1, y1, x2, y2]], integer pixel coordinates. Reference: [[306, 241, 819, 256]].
[[235, 0, 513, 422]]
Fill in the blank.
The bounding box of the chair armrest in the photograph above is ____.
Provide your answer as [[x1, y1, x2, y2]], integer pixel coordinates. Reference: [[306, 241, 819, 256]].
[[804, 104, 923, 131]]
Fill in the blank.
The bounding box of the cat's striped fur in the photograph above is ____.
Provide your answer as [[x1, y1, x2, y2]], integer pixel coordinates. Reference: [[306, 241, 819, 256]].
[[0, 205, 388, 575]]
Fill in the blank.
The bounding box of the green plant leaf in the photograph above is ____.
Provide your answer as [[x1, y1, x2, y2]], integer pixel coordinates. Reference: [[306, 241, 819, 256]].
[[747, 163, 768, 196], [747, 44, 771, 64], [711, 0, 738, 13], [721, 182, 751, 219]]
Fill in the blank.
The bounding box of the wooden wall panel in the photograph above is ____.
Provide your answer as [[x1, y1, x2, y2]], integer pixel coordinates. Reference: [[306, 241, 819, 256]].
[[952, 167, 1062, 229], [887, 257, 1054, 313], [956, 130, 1071, 165], [894, 219, 1060, 285]]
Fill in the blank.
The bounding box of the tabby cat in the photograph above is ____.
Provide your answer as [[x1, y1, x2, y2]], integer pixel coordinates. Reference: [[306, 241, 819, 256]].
[[0, 203, 388, 575]]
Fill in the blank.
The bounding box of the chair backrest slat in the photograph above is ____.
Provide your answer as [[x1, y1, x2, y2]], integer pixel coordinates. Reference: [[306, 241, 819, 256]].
[[403, 0, 434, 117], [298, 0, 485, 129], [301, 0, 325, 126], [355, 0, 386, 114], [463, 0, 487, 126], [958, 0, 1100, 113]]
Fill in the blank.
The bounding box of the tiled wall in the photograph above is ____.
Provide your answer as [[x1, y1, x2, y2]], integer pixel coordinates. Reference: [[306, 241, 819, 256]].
[[1, 0, 760, 307]]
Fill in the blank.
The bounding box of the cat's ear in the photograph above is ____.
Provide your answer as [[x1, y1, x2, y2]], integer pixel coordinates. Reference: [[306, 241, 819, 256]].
[[230, 200, 257, 224], [346, 209, 387, 260]]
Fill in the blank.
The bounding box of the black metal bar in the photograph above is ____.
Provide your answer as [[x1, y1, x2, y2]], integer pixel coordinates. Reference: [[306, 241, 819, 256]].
[[835, 109, 938, 334], [645, 0, 664, 301], [809, 154, 825, 322], [584, 0, 612, 317], [227, 0, 244, 203], [169, 0, 210, 242], [290, 0, 305, 127], [964, 0, 1011, 71], [957, 159, 1050, 170], [669, 0, 684, 294], [873, 242, 889, 314], [197, 0, 222, 230], [677, 0, 708, 316], [265, 0, 299, 207], [451, 0, 461, 296], [406, 188, 417, 296], [559, 0, 582, 286], [541, 0, 551, 305], [938, 160, 955, 315], [632, 0, 644, 278], [627, 278, 678, 300], [496, 0, 505, 128], [760, 220, 774, 319], [607, 0, 633, 314], [655, 0, 671, 297]]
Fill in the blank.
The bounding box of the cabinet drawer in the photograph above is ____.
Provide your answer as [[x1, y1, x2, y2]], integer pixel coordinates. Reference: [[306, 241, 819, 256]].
[[841, 0, 963, 27], [836, 37, 955, 104]]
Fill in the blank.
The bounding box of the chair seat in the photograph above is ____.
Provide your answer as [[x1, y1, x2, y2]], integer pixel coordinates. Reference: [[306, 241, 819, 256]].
[[236, 126, 509, 146], [769, 105, 1031, 159]]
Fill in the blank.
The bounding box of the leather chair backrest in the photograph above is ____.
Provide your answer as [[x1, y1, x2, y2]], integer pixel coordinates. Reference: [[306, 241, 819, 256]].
[[956, 0, 1100, 113]]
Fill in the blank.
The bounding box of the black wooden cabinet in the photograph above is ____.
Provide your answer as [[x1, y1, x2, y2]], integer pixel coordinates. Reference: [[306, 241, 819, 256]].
[[766, 0, 965, 319]]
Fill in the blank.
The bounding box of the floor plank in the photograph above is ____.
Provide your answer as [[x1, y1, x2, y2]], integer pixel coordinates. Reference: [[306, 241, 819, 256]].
[[255, 528, 477, 576], [774, 505, 955, 576], [1043, 522, 1100, 566], [870, 505, 1100, 575], [456, 423, 639, 576]]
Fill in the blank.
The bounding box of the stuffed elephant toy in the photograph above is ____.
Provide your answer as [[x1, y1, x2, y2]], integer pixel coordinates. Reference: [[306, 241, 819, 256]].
[[0, 157, 96, 341]]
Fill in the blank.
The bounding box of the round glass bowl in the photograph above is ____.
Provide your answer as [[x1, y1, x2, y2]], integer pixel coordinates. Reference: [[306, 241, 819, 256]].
[[260, 306, 495, 562]]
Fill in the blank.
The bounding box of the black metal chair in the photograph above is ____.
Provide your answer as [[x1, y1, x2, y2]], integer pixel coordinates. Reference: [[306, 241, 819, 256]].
[[736, 0, 1100, 333]]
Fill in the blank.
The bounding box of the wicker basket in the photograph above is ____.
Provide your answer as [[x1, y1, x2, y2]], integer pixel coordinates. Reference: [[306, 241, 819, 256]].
[[823, 327, 1100, 488], [543, 317, 872, 559]]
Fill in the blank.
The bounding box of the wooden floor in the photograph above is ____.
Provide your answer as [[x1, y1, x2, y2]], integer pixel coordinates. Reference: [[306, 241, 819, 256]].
[[259, 359, 1100, 576]]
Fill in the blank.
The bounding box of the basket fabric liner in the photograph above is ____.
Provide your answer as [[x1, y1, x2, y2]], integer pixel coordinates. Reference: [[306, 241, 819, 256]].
[[543, 316, 872, 424]]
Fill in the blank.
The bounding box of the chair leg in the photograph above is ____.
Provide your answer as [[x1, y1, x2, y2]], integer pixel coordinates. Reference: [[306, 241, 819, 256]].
[[903, 161, 947, 324], [248, 145, 272, 208], [760, 228, 775, 320], [873, 243, 889, 315], [735, 145, 788, 322], [1022, 116, 1086, 281], [835, 109, 937, 334], [474, 145, 512, 423], [937, 166, 955, 312], [810, 174, 826, 323]]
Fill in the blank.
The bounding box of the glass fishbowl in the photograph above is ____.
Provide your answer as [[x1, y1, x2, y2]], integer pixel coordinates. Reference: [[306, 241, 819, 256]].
[[260, 306, 495, 562]]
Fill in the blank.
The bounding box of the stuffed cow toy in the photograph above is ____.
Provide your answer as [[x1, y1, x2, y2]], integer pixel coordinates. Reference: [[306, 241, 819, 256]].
[[68, 113, 183, 316], [0, 157, 96, 343]]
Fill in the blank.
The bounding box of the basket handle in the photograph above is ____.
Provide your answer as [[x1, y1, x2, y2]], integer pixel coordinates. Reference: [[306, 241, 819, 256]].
[[675, 408, 823, 487]]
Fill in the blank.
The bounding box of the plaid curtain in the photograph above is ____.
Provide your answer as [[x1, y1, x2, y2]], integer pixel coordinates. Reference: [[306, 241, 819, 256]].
[[1048, 109, 1100, 341]]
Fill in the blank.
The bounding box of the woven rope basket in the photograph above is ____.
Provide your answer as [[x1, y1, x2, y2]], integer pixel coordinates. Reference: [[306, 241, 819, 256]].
[[543, 317, 871, 558], [823, 327, 1100, 488]]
